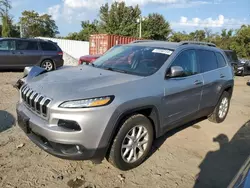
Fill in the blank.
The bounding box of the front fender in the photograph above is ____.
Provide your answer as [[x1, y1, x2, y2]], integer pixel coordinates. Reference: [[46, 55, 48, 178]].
[[14, 66, 47, 90], [95, 98, 162, 160]]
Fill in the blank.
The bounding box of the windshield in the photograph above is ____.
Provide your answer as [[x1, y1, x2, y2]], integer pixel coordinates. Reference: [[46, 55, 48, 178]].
[[104, 45, 121, 54], [93, 45, 173, 76]]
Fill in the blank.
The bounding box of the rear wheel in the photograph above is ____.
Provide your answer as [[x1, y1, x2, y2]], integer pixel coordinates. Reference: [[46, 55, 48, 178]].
[[208, 91, 231, 123], [107, 114, 154, 171], [41, 60, 54, 71]]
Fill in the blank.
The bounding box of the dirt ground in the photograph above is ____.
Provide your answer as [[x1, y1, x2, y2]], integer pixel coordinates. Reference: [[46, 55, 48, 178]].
[[0, 72, 250, 188]]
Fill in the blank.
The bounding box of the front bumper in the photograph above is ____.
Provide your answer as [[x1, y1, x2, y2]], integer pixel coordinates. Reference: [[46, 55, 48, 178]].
[[16, 102, 111, 161]]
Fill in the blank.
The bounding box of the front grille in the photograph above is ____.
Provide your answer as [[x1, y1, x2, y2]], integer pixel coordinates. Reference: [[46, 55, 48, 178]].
[[21, 85, 52, 118]]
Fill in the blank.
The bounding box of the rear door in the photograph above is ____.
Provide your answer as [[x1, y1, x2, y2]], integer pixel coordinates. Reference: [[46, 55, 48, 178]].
[[0, 40, 17, 68], [15, 40, 42, 67], [197, 50, 221, 110]]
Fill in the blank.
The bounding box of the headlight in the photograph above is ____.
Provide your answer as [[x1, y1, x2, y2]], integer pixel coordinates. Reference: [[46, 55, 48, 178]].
[[238, 67, 244, 70], [59, 96, 114, 108]]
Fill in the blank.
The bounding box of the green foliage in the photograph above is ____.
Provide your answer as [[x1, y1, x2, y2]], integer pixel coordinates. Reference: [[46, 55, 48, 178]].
[[19, 10, 59, 38], [66, 2, 171, 41], [0, 0, 11, 37], [99, 2, 141, 37], [1, 15, 10, 37], [169, 26, 250, 59], [9, 23, 20, 37], [65, 20, 100, 41], [0, 0, 11, 16], [142, 13, 171, 40]]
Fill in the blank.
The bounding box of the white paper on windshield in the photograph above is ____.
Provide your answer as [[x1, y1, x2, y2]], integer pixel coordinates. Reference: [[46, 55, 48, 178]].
[[152, 49, 173, 55]]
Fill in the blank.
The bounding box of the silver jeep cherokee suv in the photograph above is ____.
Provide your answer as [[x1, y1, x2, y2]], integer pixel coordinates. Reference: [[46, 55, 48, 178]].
[[17, 41, 234, 170]]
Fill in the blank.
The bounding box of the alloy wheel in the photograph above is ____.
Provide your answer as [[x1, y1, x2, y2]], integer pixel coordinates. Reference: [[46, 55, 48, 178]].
[[121, 125, 149, 163]]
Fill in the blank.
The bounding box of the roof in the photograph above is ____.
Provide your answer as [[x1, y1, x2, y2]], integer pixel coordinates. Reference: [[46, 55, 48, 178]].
[[0, 37, 54, 43], [128, 41, 180, 50], [223, 49, 235, 52]]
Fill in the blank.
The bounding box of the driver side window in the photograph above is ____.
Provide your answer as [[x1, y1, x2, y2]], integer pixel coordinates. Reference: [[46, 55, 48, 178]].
[[171, 50, 198, 76]]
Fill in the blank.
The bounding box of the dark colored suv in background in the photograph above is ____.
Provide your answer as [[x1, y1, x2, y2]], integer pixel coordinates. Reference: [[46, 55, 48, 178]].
[[0, 38, 64, 71], [224, 50, 250, 76]]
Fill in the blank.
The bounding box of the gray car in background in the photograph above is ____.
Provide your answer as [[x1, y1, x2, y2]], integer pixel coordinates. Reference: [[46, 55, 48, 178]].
[[16, 41, 234, 170], [0, 38, 64, 71]]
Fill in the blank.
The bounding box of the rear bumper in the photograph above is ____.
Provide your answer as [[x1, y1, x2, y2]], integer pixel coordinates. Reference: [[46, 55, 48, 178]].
[[54, 59, 64, 69]]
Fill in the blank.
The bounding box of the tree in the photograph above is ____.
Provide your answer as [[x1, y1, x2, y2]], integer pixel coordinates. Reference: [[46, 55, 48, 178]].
[[65, 32, 81, 40], [142, 13, 171, 40], [0, 0, 11, 37], [78, 20, 100, 41], [99, 2, 141, 37], [65, 20, 100, 41], [168, 31, 191, 42], [19, 10, 59, 38], [204, 27, 212, 40], [69, 2, 171, 41], [231, 25, 250, 58]]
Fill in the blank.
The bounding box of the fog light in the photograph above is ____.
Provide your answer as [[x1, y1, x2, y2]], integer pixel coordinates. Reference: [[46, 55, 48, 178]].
[[58, 120, 81, 131]]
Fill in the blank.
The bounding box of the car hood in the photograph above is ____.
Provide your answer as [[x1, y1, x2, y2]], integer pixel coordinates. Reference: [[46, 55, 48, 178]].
[[26, 66, 142, 101]]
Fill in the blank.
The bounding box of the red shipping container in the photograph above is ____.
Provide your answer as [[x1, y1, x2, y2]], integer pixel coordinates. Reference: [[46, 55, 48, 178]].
[[89, 34, 141, 55]]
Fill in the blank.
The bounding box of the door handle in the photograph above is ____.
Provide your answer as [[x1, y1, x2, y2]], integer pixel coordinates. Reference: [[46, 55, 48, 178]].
[[220, 74, 225, 78], [194, 80, 203, 85]]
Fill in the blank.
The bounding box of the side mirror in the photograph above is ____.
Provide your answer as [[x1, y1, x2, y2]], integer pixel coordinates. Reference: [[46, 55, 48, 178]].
[[23, 66, 32, 77], [167, 66, 184, 78]]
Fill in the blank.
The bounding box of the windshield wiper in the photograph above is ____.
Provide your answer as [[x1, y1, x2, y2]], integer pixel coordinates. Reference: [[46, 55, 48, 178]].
[[102, 67, 128, 73], [83, 62, 96, 67]]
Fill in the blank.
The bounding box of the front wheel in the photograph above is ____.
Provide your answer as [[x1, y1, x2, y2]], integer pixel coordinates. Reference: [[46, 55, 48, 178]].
[[41, 60, 54, 71], [208, 91, 231, 123], [107, 114, 154, 171]]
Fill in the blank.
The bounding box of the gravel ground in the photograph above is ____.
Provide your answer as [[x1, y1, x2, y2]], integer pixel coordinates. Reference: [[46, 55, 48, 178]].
[[0, 71, 250, 188]]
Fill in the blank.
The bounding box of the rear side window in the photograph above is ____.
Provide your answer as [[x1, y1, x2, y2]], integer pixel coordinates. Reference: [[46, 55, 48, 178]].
[[40, 42, 57, 51], [224, 51, 238, 62], [216, 53, 227, 68], [171, 50, 198, 76], [16, 40, 38, 50], [197, 50, 217, 73], [0, 40, 15, 50]]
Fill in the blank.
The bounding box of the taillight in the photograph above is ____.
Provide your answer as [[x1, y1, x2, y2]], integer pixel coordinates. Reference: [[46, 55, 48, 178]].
[[90, 59, 96, 63], [78, 59, 82, 65], [58, 52, 63, 56]]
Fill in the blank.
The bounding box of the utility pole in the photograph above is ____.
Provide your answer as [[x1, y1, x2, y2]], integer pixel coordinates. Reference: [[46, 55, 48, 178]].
[[139, 17, 142, 38], [137, 16, 145, 38], [19, 22, 23, 38]]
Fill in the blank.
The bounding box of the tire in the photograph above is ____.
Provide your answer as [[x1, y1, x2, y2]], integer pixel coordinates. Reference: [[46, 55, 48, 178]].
[[107, 114, 154, 171], [41, 60, 54, 71], [208, 91, 231, 123]]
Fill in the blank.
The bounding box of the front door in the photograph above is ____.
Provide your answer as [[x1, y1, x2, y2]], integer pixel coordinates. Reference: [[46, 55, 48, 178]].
[[162, 49, 203, 130], [0, 40, 17, 68]]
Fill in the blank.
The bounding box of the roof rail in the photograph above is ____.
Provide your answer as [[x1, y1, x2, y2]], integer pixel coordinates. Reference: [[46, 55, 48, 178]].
[[179, 41, 216, 47], [131, 40, 155, 43]]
